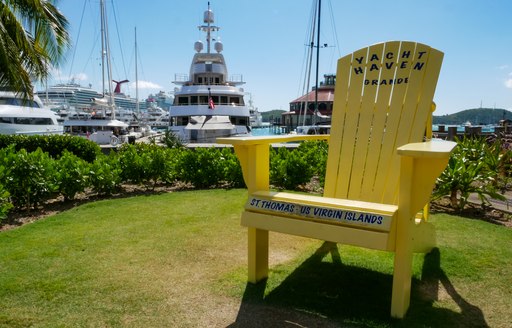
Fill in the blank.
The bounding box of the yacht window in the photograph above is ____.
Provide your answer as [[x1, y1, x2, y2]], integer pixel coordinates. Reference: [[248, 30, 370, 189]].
[[220, 96, 228, 104], [178, 96, 188, 105], [199, 96, 208, 104], [215, 77, 220, 84], [191, 96, 198, 104], [0, 117, 13, 123], [0, 97, 40, 108], [230, 97, 240, 105], [12, 117, 54, 125]]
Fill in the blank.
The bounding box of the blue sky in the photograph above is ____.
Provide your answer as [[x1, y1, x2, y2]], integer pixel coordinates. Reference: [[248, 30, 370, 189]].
[[42, 0, 512, 115]]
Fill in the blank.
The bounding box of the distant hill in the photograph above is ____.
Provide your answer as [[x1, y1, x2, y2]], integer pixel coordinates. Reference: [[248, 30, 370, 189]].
[[433, 108, 512, 125], [259, 108, 512, 125], [261, 110, 285, 123]]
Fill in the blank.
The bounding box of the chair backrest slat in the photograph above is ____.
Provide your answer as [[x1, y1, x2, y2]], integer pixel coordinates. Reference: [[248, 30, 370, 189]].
[[323, 41, 444, 205]]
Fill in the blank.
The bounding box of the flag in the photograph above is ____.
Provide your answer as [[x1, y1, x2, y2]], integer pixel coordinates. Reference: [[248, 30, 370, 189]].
[[208, 96, 215, 109]]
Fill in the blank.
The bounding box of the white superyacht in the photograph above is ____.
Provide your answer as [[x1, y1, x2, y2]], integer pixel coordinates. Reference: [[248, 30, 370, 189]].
[[169, 4, 251, 143]]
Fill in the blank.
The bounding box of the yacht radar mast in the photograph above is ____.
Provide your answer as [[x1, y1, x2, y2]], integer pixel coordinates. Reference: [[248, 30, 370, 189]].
[[198, 2, 220, 54]]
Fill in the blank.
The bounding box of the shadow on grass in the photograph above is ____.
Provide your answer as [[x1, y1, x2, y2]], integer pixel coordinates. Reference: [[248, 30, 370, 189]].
[[229, 243, 488, 327]]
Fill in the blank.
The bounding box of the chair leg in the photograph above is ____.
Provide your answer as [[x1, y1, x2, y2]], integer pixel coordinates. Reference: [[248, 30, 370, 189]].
[[247, 227, 269, 283], [390, 242, 414, 318]]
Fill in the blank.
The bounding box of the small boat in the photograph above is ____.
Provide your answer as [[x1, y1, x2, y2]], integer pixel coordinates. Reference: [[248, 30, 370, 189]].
[[169, 3, 251, 143], [0, 90, 63, 136], [63, 0, 133, 146]]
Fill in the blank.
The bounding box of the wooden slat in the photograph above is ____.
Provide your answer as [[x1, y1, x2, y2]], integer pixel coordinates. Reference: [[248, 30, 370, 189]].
[[334, 47, 369, 198], [360, 41, 401, 202], [241, 211, 396, 251], [324, 53, 354, 197], [348, 42, 384, 200]]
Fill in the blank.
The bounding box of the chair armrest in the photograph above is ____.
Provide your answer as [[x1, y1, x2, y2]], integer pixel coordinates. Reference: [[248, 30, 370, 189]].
[[397, 140, 456, 217], [216, 135, 329, 192], [397, 140, 456, 158], [217, 134, 329, 146]]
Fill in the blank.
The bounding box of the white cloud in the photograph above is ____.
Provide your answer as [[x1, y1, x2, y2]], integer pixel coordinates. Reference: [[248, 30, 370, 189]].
[[131, 80, 163, 90], [70, 73, 88, 81], [505, 79, 512, 89], [498, 64, 509, 70]]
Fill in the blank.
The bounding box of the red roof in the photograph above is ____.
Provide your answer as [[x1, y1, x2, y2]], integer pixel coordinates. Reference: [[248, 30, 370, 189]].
[[290, 88, 335, 104]]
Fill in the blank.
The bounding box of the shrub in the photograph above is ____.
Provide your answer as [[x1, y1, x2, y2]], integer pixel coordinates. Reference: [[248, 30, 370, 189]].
[[297, 140, 328, 186], [220, 148, 245, 188], [270, 146, 314, 190], [177, 147, 225, 188], [433, 137, 507, 209], [0, 146, 57, 210], [0, 170, 13, 221], [89, 153, 122, 195], [55, 151, 90, 201], [0, 134, 101, 162], [162, 130, 186, 149], [118, 144, 147, 185]]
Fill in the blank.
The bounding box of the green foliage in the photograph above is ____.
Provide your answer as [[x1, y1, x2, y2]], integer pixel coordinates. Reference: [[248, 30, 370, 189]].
[[220, 148, 245, 188], [0, 146, 57, 210], [89, 153, 122, 195], [434, 137, 508, 209], [162, 130, 186, 149], [297, 140, 328, 186], [177, 147, 225, 188], [140, 144, 179, 189], [117, 143, 180, 189], [0, 177, 13, 221], [270, 146, 314, 190], [118, 144, 148, 185], [55, 151, 90, 201], [0, 134, 101, 162]]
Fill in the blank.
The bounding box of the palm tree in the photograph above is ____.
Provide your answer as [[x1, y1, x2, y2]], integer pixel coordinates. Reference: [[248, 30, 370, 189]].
[[0, 0, 70, 98]]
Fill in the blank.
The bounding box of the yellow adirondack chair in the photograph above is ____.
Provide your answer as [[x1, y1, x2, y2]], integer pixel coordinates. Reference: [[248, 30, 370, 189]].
[[217, 41, 456, 318]]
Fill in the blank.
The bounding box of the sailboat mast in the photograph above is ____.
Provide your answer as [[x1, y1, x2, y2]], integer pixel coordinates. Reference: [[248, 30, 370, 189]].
[[313, 0, 321, 125], [135, 27, 139, 114], [100, 0, 106, 97]]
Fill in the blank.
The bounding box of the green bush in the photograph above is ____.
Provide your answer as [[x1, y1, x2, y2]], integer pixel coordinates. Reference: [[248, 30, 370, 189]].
[[140, 144, 179, 189], [297, 140, 328, 186], [0, 146, 57, 210], [117, 144, 180, 189], [270, 146, 314, 190], [220, 148, 245, 188], [118, 144, 147, 185], [89, 153, 123, 195], [0, 134, 101, 162], [177, 147, 225, 188], [162, 130, 186, 149], [55, 151, 90, 201], [433, 137, 507, 209], [0, 176, 13, 222]]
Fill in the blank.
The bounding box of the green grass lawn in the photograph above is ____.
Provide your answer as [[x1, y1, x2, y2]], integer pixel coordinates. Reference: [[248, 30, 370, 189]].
[[0, 189, 510, 327]]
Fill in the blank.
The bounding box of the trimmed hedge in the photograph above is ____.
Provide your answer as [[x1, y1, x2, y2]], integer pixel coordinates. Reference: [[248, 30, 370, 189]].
[[0, 134, 102, 162]]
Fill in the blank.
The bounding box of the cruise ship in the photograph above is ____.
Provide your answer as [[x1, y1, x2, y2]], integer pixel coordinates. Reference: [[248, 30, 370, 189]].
[[37, 82, 147, 116], [168, 4, 251, 143]]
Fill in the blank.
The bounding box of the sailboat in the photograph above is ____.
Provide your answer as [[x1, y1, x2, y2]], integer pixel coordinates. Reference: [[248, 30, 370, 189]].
[[293, 0, 335, 135], [62, 0, 129, 146]]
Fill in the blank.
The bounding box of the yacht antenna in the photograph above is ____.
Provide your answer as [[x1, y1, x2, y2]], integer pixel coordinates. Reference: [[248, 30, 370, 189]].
[[199, 2, 220, 54]]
